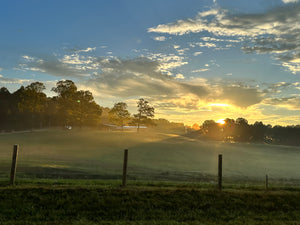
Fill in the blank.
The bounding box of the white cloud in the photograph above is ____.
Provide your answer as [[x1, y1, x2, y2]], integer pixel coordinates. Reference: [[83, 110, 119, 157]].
[[175, 73, 185, 79], [201, 37, 239, 43], [153, 36, 166, 41], [191, 68, 209, 73], [281, 62, 300, 74], [147, 53, 188, 75], [22, 55, 35, 61], [0, 74, 31, 84], [193, 52, 203, 56], [60, 54, 94, 65], [18, 54, 93, 78], [190, 42, 217, 48], [148, 5, 300, 74], [76, 47, 96, 53], [282, 0, 299, 3]]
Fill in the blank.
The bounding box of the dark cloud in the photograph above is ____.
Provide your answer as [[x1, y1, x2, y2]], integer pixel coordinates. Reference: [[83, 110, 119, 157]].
[[0, 75, 30, 84], [264, 96, 300, 109], [87, 57, 209, 99], [221, 86, 264, 108], [21, 57, 92, 78]]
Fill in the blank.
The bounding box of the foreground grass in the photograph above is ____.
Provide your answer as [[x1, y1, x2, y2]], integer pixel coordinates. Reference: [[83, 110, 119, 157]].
[[0, 181, 299, 225]]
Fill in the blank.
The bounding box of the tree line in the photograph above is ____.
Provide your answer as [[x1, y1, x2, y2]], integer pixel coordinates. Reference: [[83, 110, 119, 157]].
[[1, 80, 299, 146], [189, 118, 300, 146], [0, 80, 159, 131]]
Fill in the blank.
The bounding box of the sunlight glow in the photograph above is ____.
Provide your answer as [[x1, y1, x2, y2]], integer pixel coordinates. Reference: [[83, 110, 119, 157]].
[[216, 119, 226, 125], [210, 103, 230, 107]]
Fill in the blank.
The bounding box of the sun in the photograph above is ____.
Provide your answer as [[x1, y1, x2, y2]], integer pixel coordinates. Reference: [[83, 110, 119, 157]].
[[216, 119, 226, 125]]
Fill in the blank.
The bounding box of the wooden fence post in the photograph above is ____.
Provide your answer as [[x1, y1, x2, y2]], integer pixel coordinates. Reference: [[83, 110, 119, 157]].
[[10, 144, 19, 185], [122, 149, 128, 187], [218, 154, 222, 191]]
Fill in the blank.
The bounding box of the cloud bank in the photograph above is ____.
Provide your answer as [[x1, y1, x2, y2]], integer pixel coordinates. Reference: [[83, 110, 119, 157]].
[[148, 4, 300, 74]]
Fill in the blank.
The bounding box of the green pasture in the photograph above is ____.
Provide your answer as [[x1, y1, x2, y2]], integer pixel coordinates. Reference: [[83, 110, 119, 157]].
[[0, 128, 299, 185]]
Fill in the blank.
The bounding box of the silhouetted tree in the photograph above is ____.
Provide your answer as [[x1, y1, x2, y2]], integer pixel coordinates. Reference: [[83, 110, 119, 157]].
[[134, 98, 154, 132], [52, 80, 78, 126], [18, 82, 47, 128], [52, 80, 102, 127], [250, 121, 267, 142], [223, 118, 235, 142], [109, 102, 130, 130], [74, 90, 102, 127], [201, 120, 223, 140], [0, 87, 11, 130], [234, 118, 250, 142]]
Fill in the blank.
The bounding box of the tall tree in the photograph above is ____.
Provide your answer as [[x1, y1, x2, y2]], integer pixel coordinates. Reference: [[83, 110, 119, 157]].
[[234, 117, 250, 142], [51, 80, 78, 126], [0, 87, 11, 130], [134, 98, 154, 132], [222, 118, 235, 142], [52, 80, 102, 127], [201, 120, 223, 140], [74, 90, 102, 127], [109, 102, 130, 130], [18, 82, 47, 128]]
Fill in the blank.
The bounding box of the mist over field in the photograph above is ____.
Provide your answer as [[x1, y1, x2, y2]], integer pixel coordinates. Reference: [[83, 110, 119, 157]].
[[0, 128, 299, 184]]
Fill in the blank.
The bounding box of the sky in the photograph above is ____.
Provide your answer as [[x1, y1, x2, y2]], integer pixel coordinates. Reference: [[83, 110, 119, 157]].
[[0, 0, 300, 126]]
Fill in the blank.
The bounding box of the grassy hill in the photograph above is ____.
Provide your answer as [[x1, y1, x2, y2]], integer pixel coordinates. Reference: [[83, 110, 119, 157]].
[[0, 128, 299, 186], [0, 129, 299, 224]]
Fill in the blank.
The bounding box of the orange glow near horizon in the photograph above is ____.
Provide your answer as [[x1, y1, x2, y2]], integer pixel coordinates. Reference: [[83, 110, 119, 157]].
[[216, 119, 226, 125], [210, 103, 230, 107]]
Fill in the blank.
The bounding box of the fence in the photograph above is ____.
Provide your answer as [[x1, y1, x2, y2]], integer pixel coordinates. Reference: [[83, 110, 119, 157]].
[[3, 144, 300, 190], [0, 129, 299, 188]]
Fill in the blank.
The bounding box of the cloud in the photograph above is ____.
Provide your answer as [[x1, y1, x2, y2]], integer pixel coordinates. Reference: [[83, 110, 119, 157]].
[[84, 57, 266, 110], [191, 42, 217, 48], [148, 4, 300, 74], [18, 56, 92, 78], [221, 85, 264, 108], [263, 81, 298, 94], [193, 52, 203, 56], [76, 47, 96, 53], [191, 68, 209, 73], [18, 50, 102, 78], [0, 74, 31, 84], [153, 36, 166, 41], [264, 96, 300, 110], [175, 73, 185, 79], [17, 51, 268, 111], [282, 0, 299, 3], [22, 55, 35, 61], [146, 53, 188, 75], [86, 57, 208, 100]]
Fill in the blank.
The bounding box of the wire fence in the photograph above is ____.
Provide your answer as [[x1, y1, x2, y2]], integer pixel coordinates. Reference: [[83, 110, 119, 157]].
[[0, 129, 300, 189]]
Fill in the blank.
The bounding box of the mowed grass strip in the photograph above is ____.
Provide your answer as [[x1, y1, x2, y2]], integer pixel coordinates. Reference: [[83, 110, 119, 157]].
[[0, 186, 299, 225]]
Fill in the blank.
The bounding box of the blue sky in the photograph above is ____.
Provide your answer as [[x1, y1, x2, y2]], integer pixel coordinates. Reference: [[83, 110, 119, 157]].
[[0, 0, 299, 125]]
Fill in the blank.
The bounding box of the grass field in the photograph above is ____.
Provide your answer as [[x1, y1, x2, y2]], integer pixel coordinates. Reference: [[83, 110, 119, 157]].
[[1, 129, 300, 224], [0, 181, 299, 225], [0, 128, 299, 186]]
